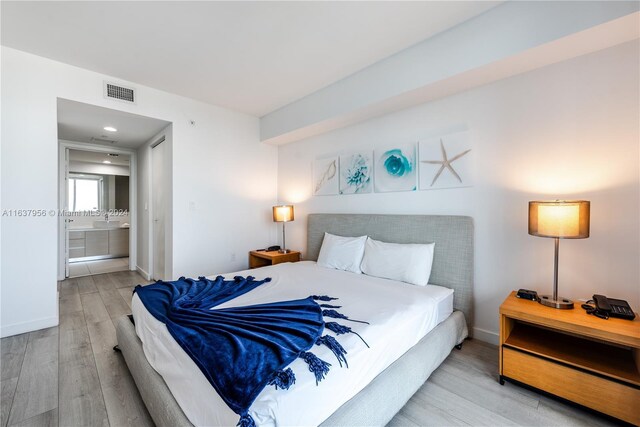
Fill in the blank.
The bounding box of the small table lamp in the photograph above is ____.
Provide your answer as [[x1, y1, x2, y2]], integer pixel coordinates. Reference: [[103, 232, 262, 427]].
[[272, 205, 294, 253], [528, 200, 590, 309]]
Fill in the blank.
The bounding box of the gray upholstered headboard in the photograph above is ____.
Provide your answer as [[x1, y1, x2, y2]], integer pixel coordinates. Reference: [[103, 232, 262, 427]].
[[307, 214, 474, 330]]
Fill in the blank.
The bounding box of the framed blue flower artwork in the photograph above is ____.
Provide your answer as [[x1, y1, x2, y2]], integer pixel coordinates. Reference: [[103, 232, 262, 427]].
[[339, 152, 372, 194], [374, 143, 416, 192]]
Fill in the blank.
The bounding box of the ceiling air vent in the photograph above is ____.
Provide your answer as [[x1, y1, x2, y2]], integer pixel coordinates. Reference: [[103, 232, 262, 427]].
[[90, 137, 117, 144], [103, 81, 136, 104]]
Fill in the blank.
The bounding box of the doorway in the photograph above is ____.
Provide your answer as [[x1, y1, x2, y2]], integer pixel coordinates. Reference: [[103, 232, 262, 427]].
[[66, 148, 132, 277], [151, 138, 165, 280], [59, 144, 136, 278], [57, 98, 172, 281]]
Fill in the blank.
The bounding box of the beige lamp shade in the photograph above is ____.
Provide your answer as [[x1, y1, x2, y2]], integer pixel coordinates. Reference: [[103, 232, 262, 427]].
[[272, 205, 294, 222], [528, 200, 590, 239]]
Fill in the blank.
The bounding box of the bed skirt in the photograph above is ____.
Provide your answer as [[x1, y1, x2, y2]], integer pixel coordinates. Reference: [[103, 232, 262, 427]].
[[116, 310, 468, 427]]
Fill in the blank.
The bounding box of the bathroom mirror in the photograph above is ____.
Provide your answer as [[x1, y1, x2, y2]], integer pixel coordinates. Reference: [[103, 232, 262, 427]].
[[67, 149, 130, 212], [68, 173, 129, 212]]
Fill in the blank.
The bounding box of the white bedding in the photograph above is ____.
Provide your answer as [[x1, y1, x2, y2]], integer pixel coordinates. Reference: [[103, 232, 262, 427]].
[[132, 261, 454, 427]]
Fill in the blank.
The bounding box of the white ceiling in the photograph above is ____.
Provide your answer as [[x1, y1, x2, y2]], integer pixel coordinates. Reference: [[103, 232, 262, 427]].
[[58, 98, 170, 148], [2, 1, 500, 117], [69, 149, 130, 166]]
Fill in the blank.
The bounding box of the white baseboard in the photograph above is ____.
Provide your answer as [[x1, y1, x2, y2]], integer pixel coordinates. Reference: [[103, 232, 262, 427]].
[[472, 326, 499, 346], [136, 265, 151, 280], [1, 316, 58, 338]]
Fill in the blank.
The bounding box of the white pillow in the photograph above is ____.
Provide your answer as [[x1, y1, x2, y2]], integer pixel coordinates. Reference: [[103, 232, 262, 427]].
[[360, 238, 435, 286], [317, 233, 367, 274]]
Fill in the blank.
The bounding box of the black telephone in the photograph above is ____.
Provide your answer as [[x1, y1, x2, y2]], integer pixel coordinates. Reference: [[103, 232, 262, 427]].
[[591, 295, 636, 320], [256, 245, 281, 252]]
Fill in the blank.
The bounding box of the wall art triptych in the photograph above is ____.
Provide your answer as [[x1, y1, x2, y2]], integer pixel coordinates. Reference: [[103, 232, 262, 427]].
[[313, 131, 473, 196]]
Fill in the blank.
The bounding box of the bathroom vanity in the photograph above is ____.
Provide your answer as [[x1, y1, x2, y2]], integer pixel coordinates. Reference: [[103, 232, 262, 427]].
[[69, 226, 129, 260]]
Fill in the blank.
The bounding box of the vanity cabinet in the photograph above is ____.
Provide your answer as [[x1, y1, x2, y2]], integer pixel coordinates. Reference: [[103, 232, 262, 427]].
[[68, 228, 129, 259], [85, 230, 109, 256], [108, 229, 129, 257], [69, 231, 85, 239], [68, 230, 86, 257]]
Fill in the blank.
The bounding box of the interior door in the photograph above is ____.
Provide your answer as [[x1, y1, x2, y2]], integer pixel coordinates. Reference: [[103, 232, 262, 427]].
[[64, 147, 71, 278], [152, 141, 165, 280]]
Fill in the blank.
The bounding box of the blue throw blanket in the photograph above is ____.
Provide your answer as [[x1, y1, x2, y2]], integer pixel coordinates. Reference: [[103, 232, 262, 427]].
[[134, 275, 368, 427]]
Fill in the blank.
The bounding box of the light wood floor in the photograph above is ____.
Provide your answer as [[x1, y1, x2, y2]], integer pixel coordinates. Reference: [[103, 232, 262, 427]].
[[68, 257, 130, 278], [1, 271, 619, 427]]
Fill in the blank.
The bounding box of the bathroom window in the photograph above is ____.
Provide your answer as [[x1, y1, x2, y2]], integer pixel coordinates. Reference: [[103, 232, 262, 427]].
[[68, 175, 102, 211]]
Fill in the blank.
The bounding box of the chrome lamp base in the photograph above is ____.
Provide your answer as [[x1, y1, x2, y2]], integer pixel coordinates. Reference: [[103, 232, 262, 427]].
[[278, 221, 290, 254], [536, 237, 574, 310], [538, 294, 574, 309]]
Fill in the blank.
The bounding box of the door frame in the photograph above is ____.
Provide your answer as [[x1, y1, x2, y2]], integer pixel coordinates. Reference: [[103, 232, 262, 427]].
[[57, 141, 138, 280], [149, 135, 166, 281]]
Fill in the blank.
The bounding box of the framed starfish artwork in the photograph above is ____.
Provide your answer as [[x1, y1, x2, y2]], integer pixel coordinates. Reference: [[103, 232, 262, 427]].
[[418, 131, 474, 190]]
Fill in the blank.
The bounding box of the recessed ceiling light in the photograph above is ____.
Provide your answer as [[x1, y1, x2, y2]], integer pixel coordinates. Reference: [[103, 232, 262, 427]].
[[103, 160, 112, 164], [103, 126, 117, 132]]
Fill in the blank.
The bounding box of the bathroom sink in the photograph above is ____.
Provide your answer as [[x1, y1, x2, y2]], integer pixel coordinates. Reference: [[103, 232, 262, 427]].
[[92, 220, 121, 229]]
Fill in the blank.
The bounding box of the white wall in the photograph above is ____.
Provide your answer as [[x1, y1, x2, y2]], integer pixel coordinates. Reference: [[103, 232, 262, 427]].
[[1, 47, 278, 337], [277, 41, 640, 343]]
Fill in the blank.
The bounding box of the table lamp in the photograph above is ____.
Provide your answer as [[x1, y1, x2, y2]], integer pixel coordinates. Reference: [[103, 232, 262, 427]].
[[528, 200, 590, 309], [272, 205, 294, 253]]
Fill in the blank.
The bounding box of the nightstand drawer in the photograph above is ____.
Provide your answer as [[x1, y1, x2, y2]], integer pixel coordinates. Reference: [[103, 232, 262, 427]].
[[249, 250, 300, 269], [503, 347, 640, 425], [270, 252, 300, 265]]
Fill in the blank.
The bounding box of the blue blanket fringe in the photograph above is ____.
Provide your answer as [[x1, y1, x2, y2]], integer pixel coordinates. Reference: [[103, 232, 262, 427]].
[[319, 303, 342, 309], [316, 335, 348, 368], [237, 413, 255, 427], [268, 368, 296, 390], [299, 351, 331, 385], [325, 321, 370, 348], [322, 309, 370, 325], [312, 295, 339, 301]]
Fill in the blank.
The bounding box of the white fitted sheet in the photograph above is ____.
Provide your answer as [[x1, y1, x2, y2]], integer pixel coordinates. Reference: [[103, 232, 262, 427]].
[[132, 261, 454, 427]]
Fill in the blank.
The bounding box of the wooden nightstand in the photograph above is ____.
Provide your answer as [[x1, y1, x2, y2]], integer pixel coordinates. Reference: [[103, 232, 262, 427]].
[[248, 250, 301, 269], [499, 291, 640, 425]]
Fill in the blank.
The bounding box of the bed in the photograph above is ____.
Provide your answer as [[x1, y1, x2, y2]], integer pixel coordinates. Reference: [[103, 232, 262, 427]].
[[116, 213, 474, 426]]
